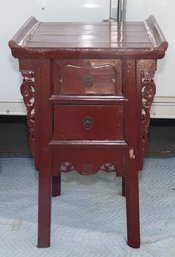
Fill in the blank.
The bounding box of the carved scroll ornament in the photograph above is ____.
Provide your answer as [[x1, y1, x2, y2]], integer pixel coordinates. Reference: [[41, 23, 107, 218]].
[[138, 60, 157, 154], [20, 70, 35, 155]]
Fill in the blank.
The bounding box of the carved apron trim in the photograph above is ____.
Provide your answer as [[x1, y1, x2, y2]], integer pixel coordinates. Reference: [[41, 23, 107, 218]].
[[59, 162, 118, 175]]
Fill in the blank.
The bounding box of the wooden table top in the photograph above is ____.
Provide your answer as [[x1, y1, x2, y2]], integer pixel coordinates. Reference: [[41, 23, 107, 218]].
[[9, 16, 168, 59]]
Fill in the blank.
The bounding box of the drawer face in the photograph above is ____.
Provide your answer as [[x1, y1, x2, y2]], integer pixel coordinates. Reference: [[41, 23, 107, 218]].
[[52, 59, 122, 96], [53, 105, 124, 140]]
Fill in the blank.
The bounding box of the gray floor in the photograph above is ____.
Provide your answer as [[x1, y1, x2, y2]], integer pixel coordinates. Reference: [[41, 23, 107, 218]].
[[0, 157, 175, 256]]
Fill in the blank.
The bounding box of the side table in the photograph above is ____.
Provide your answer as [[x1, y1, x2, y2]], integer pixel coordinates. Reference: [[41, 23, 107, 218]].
[[9, 16, 168, 248]]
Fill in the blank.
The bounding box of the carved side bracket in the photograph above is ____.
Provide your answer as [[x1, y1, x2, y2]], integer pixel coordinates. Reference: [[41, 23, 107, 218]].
[[138, 60, 157, 154], [20, 70, 35, 155]]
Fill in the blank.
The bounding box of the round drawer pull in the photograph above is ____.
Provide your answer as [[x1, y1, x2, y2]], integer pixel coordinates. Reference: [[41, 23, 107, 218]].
[[83, 117, 92, 130], [84, 75, 93, 87]]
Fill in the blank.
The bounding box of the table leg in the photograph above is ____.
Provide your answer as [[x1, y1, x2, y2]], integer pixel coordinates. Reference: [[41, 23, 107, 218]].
[[52, 174, 61, 197], [122, 177, 126, 196], [125, 169, 140, 248], [37, 171, 52, 248]]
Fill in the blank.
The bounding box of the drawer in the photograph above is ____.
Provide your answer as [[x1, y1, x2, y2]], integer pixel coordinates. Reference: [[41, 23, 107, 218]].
[[53, 105, 124, 140], [52, 59, 122, 96]]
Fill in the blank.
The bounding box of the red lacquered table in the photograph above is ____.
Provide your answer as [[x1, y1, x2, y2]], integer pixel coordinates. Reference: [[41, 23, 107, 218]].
[[9, 16, 168, 248]]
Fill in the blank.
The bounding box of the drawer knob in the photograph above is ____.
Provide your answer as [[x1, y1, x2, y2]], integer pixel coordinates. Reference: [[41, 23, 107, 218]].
[[83, 117, 92, 130], [84, 75, 93, 87]]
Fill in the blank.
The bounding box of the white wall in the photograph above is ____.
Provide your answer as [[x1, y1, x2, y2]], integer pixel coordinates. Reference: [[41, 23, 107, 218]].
[[127, 0, 173, 97], [126, 0, 175, 118], [0, 0, 110, 114], [0, 0, 174, 117]]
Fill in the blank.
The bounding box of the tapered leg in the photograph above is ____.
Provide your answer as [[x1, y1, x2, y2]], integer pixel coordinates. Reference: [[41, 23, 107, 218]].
[[37, 171, 52, 248], [122, 177, 126, 197], [52, 174, 61, 197], [125, 170, 140, 248]]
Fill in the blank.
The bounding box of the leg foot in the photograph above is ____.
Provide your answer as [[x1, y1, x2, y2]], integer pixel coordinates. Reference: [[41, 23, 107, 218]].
[[125, 172, 140, 248], [52, 174, 61, 197], [122, 177, 126, 197], [38, 171, 52, 248]]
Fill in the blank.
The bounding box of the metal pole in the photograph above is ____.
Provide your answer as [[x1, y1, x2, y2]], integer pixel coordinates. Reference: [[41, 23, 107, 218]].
[[117, 0, 120, 22], [122, 0, 127, 21], [106, 0, 126, 22], [109, 0, 112, 20], [117, 0, 126, 22]]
